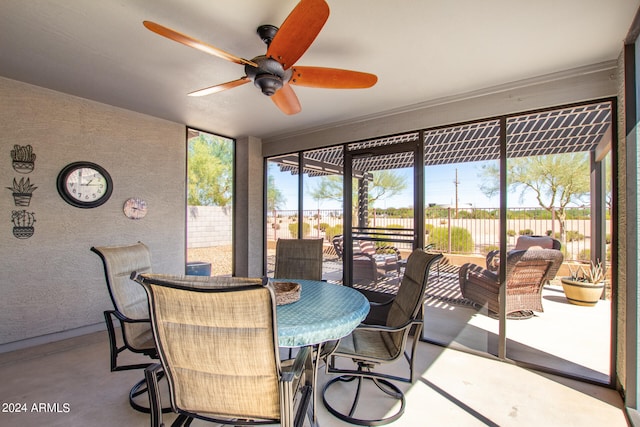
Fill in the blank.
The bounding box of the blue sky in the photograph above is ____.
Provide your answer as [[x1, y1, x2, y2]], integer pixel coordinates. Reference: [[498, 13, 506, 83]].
[[270, 161, 543, 211]]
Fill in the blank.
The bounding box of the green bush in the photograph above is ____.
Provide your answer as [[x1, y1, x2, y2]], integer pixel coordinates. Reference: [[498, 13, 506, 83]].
[[428, 226, 474, 253], [565, 230, 585, 242], [317, 222, 330, 232], [288, 222, 311, 238], [324, 224, 342, 241], [519, 229, 534, 236], [484, 245, 499, 255], [577, 249, 590, 261], [425, 223, 435, 235], [507, 229, 516, 237]]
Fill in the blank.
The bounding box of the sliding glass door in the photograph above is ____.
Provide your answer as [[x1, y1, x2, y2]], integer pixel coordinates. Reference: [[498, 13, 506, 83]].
[[343, 135, 420, 301]]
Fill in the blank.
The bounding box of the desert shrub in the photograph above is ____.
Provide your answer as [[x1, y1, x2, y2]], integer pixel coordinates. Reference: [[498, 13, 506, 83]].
[[428, 226, 474, 253], [484, 245, 499, 255], [507, 229, 516, 237], [577, 249, 590, 261], [425, 223, 435, 235], [519, 229, 534, 236], [565, 230, 585, 242], [317, 222, 330, 232], [288, 222, 311, 238], [324, 224, 343, 241]]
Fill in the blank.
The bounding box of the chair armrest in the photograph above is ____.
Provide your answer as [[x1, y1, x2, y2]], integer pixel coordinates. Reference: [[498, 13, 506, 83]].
[[109, 309, 151, 324], [459, 263, 500, 295], [369, 298, 394, 308], [486, 250, 500, 271], [357, 319, 420, 333]]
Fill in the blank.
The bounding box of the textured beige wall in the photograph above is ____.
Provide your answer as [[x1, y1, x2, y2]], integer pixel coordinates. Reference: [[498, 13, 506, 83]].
[[234, 136, 263, 277], [0, 77, 186, 350], [616, 50, 628, 391]]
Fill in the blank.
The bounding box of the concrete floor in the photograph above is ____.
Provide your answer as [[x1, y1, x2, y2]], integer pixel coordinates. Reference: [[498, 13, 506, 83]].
[[0, 329, 628, 427], [421, 265, 613, 384]]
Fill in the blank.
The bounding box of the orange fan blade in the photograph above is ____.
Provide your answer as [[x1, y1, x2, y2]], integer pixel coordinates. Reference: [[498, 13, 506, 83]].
[[143, 21, 257, 67], [267, 0, 329, 69], [188, 77, 250, 97], [290, 66, 377, 89], [271, 84, 301, 115]]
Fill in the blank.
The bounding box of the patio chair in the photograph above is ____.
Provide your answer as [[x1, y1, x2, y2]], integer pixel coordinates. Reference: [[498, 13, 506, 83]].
[[459, 248, 564, 317], [322, 249, 442, 425], [332, 235, 401, 287], [132, 273, 314, 427], [486, 235, 561, 273], [91, 242, 163, 413], [274, 238, 324, 358], [274, 238, 323, 280]]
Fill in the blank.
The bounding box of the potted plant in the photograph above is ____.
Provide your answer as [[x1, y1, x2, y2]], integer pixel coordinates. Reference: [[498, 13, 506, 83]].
[[6, 177, 37, 206], [560, 260, 606, 306]]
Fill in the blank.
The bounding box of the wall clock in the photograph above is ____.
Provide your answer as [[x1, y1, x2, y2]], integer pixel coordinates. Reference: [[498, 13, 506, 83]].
[[123, 197, 148, 219], [57, 161, 113, 208]]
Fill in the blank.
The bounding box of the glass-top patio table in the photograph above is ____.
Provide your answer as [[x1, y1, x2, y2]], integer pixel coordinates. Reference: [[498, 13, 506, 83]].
[[272, 279, 370, 348]]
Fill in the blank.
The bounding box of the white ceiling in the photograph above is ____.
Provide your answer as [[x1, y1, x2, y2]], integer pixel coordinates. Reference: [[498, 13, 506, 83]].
[[0, 0, 637, 140]]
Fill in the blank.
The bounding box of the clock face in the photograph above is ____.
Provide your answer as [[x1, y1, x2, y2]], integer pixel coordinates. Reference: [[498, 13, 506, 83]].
[[123, 197, 148, 219], [57, 162, 113, 208]]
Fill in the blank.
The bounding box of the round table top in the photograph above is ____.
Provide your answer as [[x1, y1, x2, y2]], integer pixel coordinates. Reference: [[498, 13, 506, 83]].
[[274, 279, 370, 347]]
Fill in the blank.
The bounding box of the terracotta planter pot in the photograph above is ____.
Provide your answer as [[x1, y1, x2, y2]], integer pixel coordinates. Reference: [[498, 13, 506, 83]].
[[560, 277, 604, 307]]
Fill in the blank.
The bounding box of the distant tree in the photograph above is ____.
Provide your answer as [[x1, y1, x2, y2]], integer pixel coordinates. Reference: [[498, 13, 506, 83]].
[[188, 134, 233, 206], [479, 153, 590, 239], [309, 170, 408, 208], [266, 167, 286, 213]]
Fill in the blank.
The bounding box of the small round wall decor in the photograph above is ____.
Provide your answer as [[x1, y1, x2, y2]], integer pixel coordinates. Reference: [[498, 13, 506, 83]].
[[123, 197, 148, 219], [57, 162, 113, 208]]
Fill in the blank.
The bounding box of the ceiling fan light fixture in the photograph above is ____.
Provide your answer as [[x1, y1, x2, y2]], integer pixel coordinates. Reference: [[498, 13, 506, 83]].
[[254, 74, 283, 96]]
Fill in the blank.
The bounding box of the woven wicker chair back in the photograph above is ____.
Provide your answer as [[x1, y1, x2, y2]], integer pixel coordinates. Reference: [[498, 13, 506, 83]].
[[515, 235, 562, 250], [505, 248, 564, 286]]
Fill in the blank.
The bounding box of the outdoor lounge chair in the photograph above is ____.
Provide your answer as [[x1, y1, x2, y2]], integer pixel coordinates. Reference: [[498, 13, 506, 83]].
[[132, 273, 314, 427], [332, 235, 401, 287], [486, 235, 561, 273], [274, 238, 323, 280], [322, 249, 442, 425], [459, 247, 564, 317]]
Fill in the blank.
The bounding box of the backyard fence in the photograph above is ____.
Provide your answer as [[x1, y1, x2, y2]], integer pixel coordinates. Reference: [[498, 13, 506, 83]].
[[266, 206, 609, 262]]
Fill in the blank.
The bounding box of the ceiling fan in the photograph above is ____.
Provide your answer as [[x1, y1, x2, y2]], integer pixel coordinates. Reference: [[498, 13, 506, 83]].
[[143, 0, 377, 115]]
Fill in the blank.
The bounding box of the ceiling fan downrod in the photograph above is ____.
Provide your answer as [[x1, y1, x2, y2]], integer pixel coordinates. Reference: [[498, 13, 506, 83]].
[[246, 25, 291, 96]]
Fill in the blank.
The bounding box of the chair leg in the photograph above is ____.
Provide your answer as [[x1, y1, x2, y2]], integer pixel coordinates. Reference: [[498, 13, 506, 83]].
[[131, 368, 173, 414], [322, 363, 406, 426], [145, 364, 164, 427]]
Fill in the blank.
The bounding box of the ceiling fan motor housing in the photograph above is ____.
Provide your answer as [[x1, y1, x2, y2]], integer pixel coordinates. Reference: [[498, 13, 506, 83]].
[[245, 55, 292, 96]]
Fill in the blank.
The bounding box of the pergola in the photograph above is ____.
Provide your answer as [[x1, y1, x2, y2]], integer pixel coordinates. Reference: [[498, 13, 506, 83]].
[[271, 100, 613, 261], [275, 101, 611, 174]]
